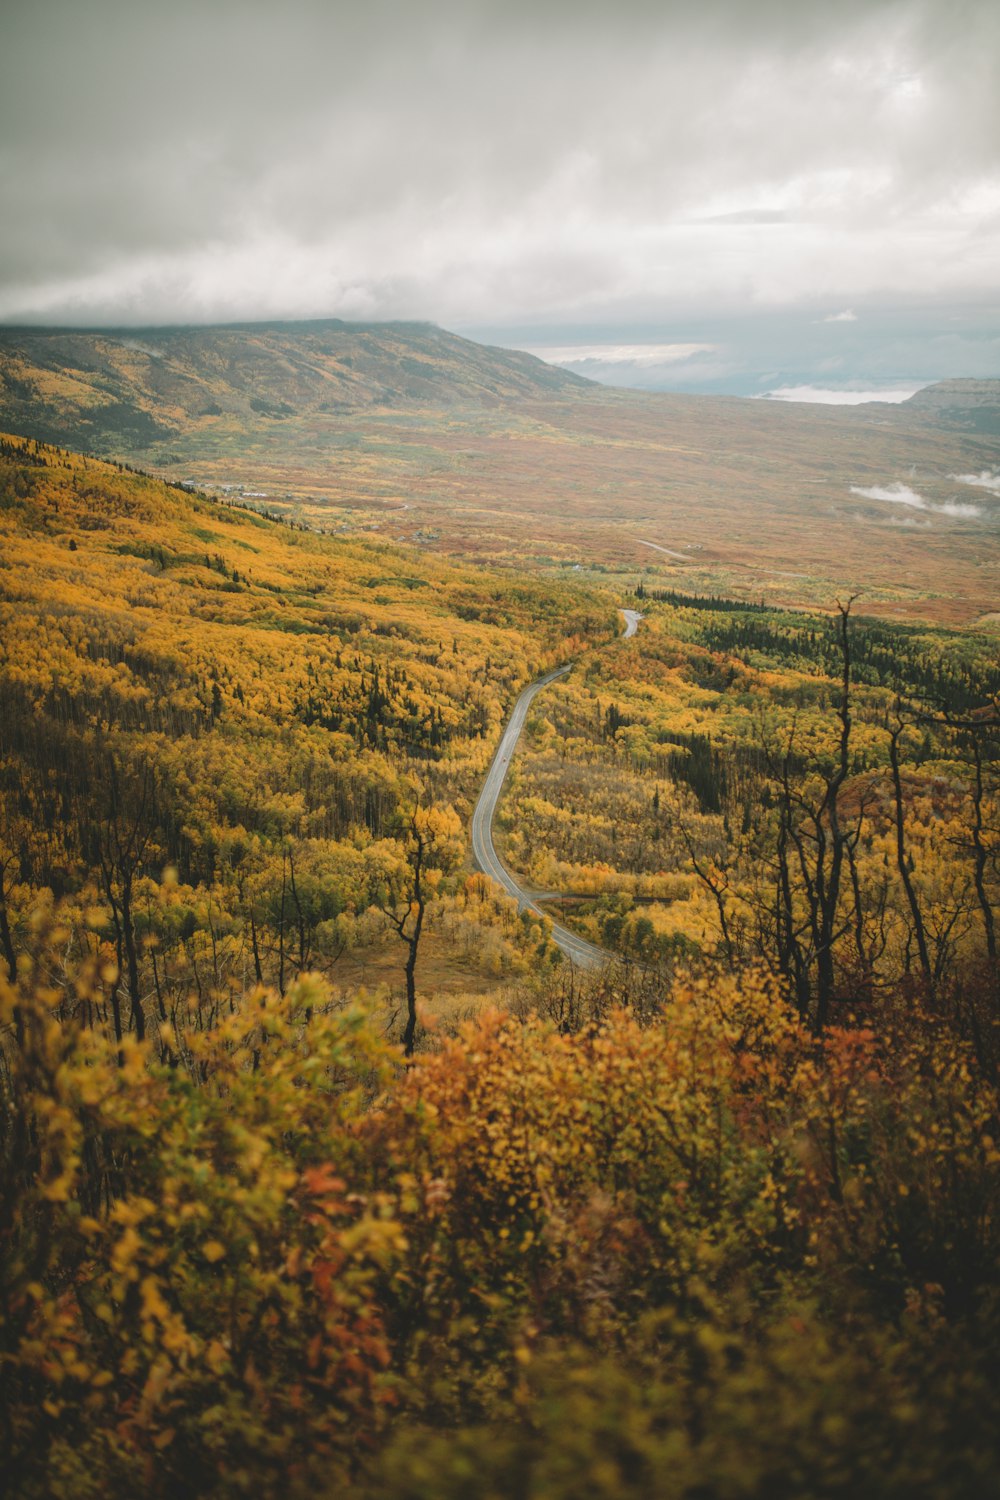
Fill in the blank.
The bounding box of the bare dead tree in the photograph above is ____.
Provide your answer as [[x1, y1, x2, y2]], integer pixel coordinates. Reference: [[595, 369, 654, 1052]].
[[756, 598, 862, 1030], [678, 818, 736, 969], [920, 699, 998, 975], [844, 823, 890, 1002], [887, 709, 935, 998], [379, 809, 430, 1058], [811, 598, 858, 1029]]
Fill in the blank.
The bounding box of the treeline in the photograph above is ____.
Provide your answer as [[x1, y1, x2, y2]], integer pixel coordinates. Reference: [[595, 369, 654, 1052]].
[[634, 582, 768, 611], [656, 727, 729, 813], [699, 609, 1000, 709], [0, 436, 47, 468]]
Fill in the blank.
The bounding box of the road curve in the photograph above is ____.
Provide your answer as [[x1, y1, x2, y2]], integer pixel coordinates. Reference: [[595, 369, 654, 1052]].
[[470, 609, 642, 969], [620, 607, 642, 639]]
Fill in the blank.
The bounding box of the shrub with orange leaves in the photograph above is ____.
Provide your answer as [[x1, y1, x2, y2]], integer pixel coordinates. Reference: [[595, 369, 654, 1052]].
[[2, 963, 999, 1498]]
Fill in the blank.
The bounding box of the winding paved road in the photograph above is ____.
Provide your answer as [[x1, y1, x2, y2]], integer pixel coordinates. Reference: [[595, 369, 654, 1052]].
[[471, 609, 643, 968], [620, 608, 643, 640]]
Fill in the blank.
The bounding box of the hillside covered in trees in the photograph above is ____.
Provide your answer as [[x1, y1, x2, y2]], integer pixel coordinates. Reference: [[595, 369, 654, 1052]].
[[0, 435, 614, 1036], [499, 589, 1000, 1017], [0, 321, 589, 452], [2, 433, 999, 1497]]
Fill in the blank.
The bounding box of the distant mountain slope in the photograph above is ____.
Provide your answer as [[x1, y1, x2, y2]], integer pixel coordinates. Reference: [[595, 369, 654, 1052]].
[[904, 379, 1000, 435], [0, 319, 591, 454], [2, 323, 997, 627]]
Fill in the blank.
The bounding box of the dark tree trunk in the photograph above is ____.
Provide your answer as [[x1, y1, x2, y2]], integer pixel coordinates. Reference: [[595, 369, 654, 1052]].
[[150, 945, 166, 1022], [402, 908, 424, 1059], [0, 889, 16, 985], [278, 852, 287, 996], [888, 721, 933, 995], [967, 734, 997, 968], [121, 881, 145, 1041], [288, 849, 309, 973], [249, 910, 264, 986], [814, 601, 854, 1032], [1, 872, 24, 1048]]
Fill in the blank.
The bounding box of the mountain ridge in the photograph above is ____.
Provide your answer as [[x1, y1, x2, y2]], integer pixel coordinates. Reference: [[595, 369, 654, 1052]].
[[0, 318, 592, 454]]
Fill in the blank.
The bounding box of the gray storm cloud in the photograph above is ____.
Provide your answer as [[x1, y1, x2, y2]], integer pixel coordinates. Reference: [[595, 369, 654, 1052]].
[[1, 0, 999, 330]]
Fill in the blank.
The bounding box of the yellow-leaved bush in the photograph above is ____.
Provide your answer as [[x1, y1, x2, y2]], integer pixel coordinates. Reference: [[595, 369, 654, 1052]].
[[2, 965, 999, 1499]]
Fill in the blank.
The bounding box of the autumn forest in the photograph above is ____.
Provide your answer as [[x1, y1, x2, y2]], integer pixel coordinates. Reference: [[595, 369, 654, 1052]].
[[2, 342, 1000, 1498]]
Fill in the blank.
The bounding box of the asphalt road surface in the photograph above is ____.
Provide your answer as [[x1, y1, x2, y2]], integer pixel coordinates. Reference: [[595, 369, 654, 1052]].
[[470, 609, 642, 969]]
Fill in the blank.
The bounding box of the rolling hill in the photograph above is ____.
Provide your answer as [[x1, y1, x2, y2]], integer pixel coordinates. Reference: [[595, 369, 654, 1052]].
[[1, 320, 998, 625]]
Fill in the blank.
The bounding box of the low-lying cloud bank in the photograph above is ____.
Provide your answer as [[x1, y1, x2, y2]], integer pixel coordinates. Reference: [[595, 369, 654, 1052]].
[[954, 470, 1000, 494], [849, 482, 981, 517], [528, 343, 715, 369], [763, 385, 926, 405]]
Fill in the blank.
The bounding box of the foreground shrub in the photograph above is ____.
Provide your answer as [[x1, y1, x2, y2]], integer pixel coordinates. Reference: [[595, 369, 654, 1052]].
[[1, 969, 998, 1497]]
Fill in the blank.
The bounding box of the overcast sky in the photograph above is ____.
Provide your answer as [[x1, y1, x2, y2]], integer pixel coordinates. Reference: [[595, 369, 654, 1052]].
[[2, 0, 998, 393]]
